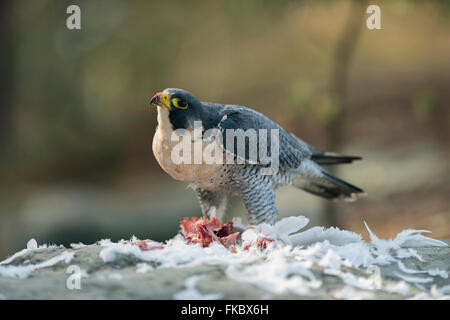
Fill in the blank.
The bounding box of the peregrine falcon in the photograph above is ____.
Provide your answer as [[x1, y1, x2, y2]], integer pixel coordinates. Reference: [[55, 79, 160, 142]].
[[150, 88, 363, 225]]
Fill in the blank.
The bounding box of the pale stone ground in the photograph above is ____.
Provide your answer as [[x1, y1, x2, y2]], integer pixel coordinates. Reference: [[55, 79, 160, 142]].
[[0, 241, 448, 300]]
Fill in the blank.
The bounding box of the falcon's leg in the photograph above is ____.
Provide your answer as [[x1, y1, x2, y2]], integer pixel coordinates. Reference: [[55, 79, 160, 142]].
[[241, 176, 278, 225], [194, 188, 228, 222]]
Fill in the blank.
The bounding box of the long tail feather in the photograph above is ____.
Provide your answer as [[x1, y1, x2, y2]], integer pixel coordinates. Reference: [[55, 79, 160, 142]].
[[291, 161, 364, 200], [311, 152, 362, 165]]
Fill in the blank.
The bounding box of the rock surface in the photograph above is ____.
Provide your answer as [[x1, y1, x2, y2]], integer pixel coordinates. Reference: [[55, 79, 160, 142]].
[[0, 239, 449, 300]]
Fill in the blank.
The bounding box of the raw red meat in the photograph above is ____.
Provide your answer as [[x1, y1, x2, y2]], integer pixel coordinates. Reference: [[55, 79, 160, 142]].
[[180, 217, 239, 248], [243, 237, 274, 251], [133, 239, 165, 251], [256, 237, 274, 250]]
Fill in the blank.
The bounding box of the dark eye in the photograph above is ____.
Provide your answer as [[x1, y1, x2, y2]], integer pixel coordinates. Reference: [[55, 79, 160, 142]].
[[172, 97, 188, 109]]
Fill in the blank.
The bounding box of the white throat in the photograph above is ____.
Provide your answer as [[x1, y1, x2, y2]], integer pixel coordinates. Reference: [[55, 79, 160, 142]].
[[156, 106, 173, 131]]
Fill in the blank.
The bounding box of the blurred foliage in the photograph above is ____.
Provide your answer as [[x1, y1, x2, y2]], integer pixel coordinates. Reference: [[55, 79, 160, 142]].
[[412, 89, 439, 119]]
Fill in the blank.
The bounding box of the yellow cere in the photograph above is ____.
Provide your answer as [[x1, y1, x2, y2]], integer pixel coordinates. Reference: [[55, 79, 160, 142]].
[[160, 93, 172, 110]]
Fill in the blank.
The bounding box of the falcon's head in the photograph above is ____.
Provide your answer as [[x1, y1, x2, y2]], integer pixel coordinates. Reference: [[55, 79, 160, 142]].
[[150, 88, 204, 130]]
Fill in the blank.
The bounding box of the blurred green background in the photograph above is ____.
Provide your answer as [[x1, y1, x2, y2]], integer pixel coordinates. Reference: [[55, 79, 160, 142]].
[[1, 0, 450, 259]]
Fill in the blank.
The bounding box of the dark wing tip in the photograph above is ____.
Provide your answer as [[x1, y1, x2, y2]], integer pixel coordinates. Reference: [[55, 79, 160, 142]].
[[311, 153, 363, 165]]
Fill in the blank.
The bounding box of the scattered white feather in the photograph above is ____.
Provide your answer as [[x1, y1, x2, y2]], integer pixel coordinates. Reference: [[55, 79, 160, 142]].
[[427, 269, 448, 279], [337, 269, 382, 291], [436, 285, 450, 295], [319, 249, 346, 275], [118, 217, 444, 299], [395, 230, 447, 247], [332, 242, 374, 267], [0, 238, 42, 265], [273, 216, 310, 244], [225, 246, 321, 297], [173, 275, 223, 300], [38, 243, 58, 249], [384, 281, 411, 296], [136, 263, 154, 273], [392, 272, 433, 284], [289, 226, 361, 246], [396, 248, 424, 262], [0, 248, 29, 266], [97, 239, 113, 246], [2, 215, 445, 300], [397, 261, 448, 279], [70, 242, 94, 249], [0, 251, 74, 279], [332, 286, 375, 300], [408, 285, 450, 300], [99, 242, 147, 263], [26, 239, 38, 250]]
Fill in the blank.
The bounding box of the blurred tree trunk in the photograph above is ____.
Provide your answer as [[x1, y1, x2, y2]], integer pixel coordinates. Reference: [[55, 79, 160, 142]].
[[0, 0, 15, 258], [323, 0, 367, 227], [0, 0, 14, 149]]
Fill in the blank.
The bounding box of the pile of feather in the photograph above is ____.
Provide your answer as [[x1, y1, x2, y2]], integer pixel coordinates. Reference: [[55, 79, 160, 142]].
[[99, 215, 449, 299], [1, 215, 448, 300]]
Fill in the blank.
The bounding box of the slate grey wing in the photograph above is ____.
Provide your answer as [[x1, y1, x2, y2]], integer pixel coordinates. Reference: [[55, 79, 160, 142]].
[[216, 106, 312, 170], [216, 106, 364, 200]]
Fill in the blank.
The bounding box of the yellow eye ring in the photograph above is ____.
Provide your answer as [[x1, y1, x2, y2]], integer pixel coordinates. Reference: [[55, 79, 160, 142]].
[[171, 98, 188, 109]]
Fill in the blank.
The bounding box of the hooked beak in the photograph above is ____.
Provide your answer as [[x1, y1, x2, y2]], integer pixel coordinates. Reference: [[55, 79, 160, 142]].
[[150, 92, 171, 110]]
